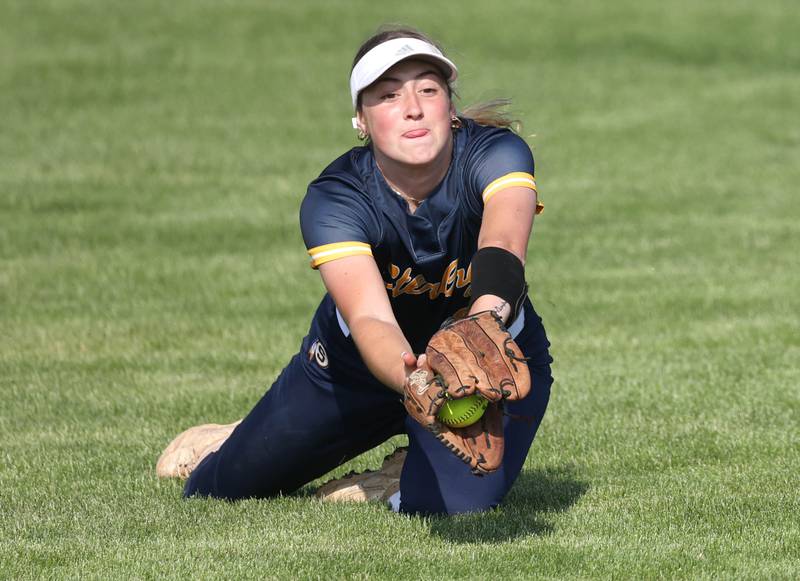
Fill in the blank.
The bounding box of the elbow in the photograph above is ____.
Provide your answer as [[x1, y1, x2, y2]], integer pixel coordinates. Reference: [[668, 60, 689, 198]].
[[346, 312, 399, 339]]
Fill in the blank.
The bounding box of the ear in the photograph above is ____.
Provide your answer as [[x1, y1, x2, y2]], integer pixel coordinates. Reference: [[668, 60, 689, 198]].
[[449, 103, 457, 118], [355, 110, 369, 135]]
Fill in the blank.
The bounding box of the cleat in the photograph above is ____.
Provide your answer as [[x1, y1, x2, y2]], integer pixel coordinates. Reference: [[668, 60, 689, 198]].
[[156, 420, 241, 479], [316, 447, 406, 503]]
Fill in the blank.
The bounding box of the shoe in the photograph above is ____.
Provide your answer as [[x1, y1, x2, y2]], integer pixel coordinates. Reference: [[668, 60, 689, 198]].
[[155, 420, 241, 479], [315, 447, 407, 503]]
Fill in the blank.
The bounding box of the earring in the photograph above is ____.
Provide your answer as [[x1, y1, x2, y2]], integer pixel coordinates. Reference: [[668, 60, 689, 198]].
[[450, 115, 462, 130], [357, 129, 369, 141]]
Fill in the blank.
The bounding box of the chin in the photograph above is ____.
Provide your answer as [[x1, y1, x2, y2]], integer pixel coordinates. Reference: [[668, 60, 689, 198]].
[[402, 153, 438, 166], [399, 144, 445, 166]]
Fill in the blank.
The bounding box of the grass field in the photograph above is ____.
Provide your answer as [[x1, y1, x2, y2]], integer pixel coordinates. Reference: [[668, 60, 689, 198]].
[[2, 0, 799, 578]]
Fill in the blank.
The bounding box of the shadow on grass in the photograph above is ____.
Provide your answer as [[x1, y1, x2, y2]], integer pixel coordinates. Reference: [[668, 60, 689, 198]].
[[428, 464, 589, 544]]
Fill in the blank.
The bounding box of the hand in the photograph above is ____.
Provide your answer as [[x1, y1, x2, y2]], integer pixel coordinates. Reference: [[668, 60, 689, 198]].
[[427, 311, 530, 402], [400, 349, 505, 476], [400, 351, 427, 391]]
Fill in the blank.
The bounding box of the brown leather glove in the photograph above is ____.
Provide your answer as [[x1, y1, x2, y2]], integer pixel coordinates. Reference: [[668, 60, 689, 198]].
[[403, 311, 531, 474]]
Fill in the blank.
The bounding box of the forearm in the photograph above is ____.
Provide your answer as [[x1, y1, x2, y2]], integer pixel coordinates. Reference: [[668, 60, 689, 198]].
[[468, 294, 512, 323], [467, 246, 526, 325], [472, 185, 536, 325], [349, 316, 413, 394]]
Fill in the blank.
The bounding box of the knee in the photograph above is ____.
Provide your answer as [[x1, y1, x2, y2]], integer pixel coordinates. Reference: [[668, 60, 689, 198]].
[[400, 501, 498, 516], [399, 489, 502, 516], [181, 452, 258, 501], [182, 453, 219, 499]]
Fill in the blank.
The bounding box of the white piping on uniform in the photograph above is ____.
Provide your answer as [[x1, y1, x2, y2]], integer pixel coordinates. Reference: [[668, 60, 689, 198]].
[[336, 307, 352, 338], [508, 310, 525, 339]]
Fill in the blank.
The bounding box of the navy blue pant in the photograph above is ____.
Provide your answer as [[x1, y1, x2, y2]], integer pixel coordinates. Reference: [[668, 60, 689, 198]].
[[185, 311, 552, 515]]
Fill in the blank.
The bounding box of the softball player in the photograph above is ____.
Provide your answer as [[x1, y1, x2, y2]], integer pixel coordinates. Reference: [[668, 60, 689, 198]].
[[160, 26, 553, 515]]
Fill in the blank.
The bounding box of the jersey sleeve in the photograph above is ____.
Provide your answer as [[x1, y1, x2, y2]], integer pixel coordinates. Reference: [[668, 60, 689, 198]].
[[299, 176, 381, 269], [464, 129, 543, 216]]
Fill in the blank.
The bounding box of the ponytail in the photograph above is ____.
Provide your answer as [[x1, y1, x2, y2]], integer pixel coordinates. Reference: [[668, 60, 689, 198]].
[[460, 99, 521, 132]]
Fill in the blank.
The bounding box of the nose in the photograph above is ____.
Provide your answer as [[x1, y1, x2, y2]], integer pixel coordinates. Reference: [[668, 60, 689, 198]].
[[403, 92, 423, 120]]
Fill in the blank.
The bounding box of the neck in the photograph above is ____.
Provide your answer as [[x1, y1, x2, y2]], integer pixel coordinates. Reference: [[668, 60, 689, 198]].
[[374, 139, 453, 205]]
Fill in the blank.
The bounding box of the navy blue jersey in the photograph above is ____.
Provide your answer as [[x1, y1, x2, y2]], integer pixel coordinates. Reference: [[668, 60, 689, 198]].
[[299, 118, 542, 379]]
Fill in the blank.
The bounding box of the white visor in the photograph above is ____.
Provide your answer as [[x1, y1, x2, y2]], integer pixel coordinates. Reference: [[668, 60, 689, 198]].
[[349, 37, 458, 112]]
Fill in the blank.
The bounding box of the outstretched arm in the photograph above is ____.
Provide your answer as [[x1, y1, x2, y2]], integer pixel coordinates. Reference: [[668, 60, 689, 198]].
[[318, 255, 419, 394], [469, 185, 538, 322]]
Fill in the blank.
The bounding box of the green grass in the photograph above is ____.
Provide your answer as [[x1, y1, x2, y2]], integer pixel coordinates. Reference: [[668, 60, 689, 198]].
[[2, 0, 799, 578]]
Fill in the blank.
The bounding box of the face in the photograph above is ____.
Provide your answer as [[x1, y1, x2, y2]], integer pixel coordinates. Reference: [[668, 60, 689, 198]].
[[356, 59, 454, 168]]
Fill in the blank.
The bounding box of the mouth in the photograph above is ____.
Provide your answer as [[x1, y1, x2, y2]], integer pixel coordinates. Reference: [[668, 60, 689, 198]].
[[402, 129, 429, 139]]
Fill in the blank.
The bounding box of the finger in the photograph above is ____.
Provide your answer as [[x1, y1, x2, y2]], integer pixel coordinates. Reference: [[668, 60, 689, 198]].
[[401, 350, 417, 368], [416, 353, 427, 368]]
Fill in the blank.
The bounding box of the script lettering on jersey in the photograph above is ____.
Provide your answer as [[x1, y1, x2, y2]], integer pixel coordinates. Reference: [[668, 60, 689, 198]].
[[385, 260, 472, 300]]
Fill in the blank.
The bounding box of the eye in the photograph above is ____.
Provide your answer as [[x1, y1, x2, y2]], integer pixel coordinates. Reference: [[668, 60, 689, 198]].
[[380, 92, 399, 101], [420, 86, 438, 95]]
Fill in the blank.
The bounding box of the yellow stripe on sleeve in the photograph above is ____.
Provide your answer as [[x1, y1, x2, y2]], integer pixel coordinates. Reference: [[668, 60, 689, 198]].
[[482, 172, 537, 205], [482, 171, 543, 214], [307, 241, 373, 269]]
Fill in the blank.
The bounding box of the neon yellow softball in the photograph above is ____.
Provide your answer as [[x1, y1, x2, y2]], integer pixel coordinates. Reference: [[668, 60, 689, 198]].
[[437, 394, 488, 428]]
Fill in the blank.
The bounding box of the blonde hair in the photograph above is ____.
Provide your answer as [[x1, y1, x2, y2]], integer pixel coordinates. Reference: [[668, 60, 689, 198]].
[[353, 25, 521, 132], [461, 99, 521, 132]]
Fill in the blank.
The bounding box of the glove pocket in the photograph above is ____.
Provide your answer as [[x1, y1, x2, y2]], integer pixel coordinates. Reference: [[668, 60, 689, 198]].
[[432, 402, 505, 475]]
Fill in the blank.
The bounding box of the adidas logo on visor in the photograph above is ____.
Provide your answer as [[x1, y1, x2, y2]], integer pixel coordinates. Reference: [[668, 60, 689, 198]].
[[395, 44, 415, 56]]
